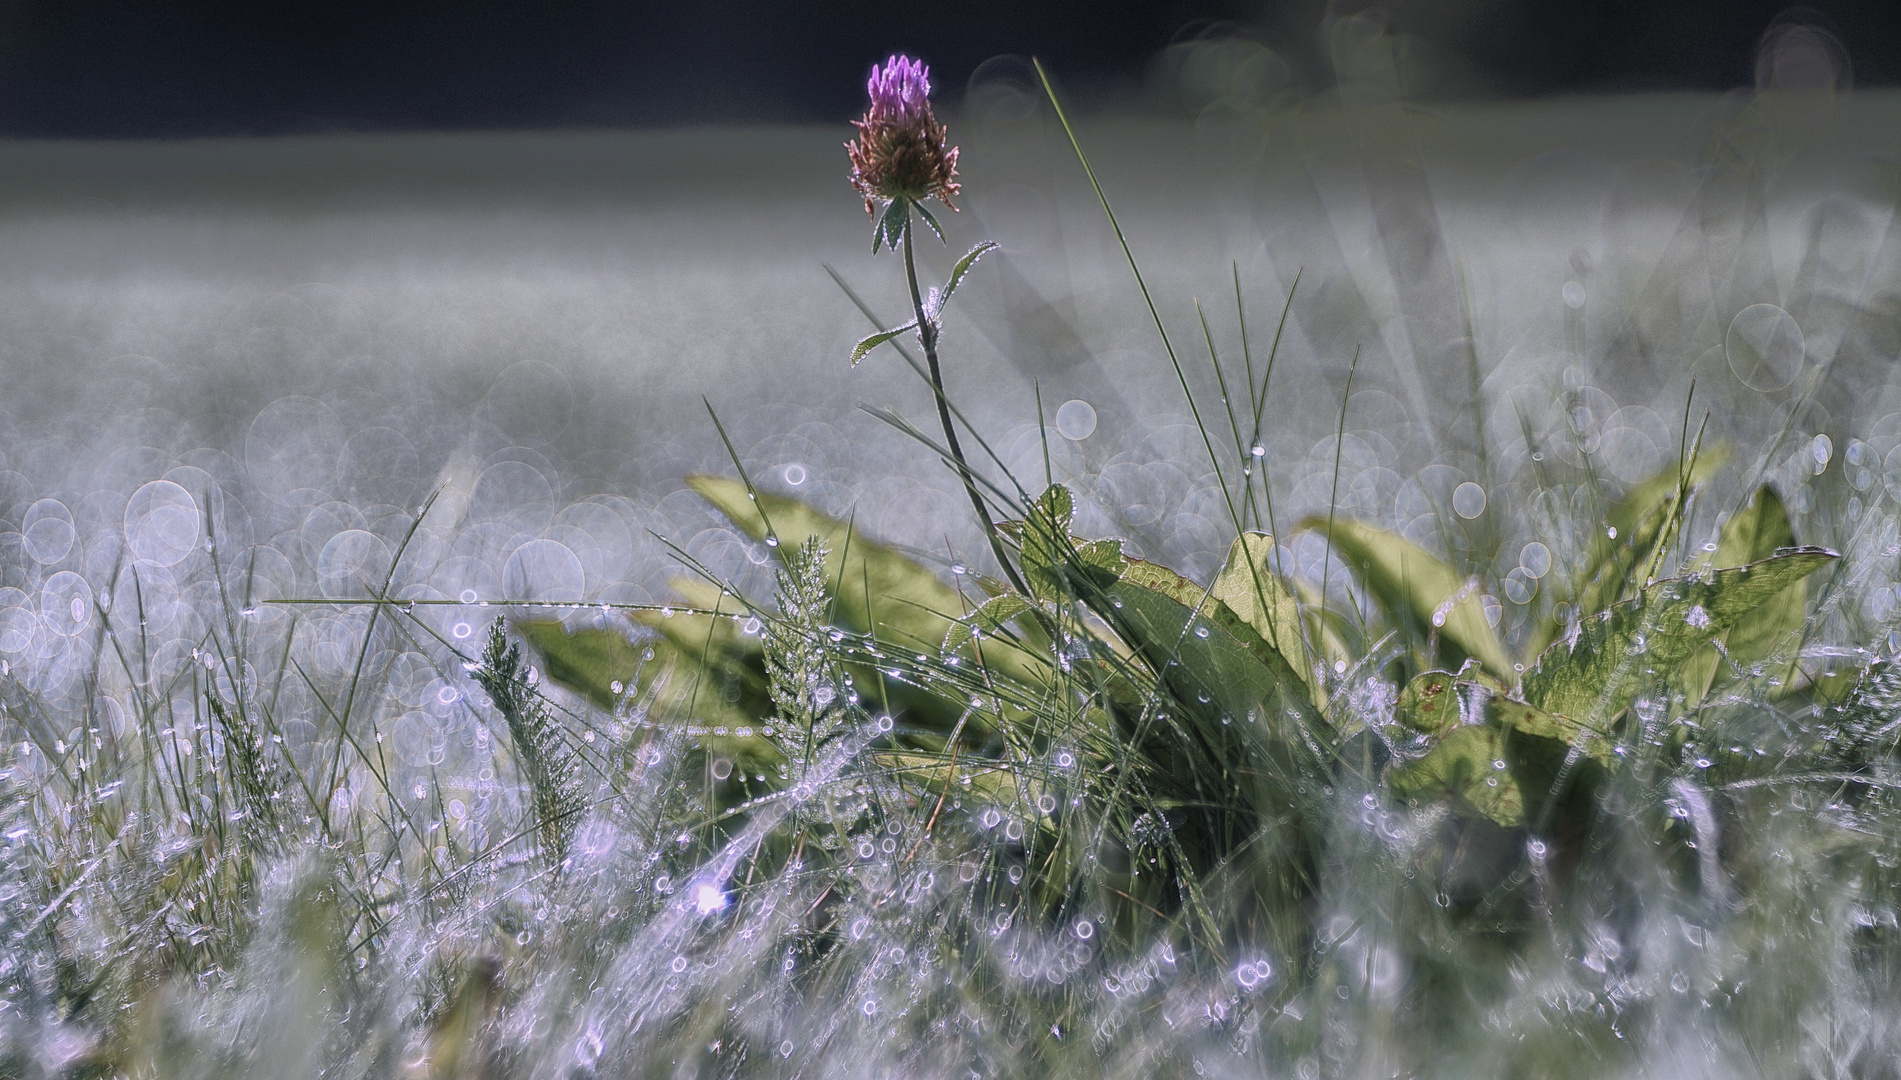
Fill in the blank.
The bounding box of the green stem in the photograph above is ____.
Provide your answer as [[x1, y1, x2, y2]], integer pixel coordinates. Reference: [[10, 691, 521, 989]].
[[900, 208, 1031, 599]]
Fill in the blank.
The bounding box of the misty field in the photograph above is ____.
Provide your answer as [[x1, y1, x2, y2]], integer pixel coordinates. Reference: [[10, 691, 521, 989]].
[[3, 64, 1901, 1080]]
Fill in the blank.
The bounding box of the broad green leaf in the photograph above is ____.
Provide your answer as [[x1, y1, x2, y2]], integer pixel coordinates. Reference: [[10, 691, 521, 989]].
[[633, 576, 760, 662], [1209, 532, 1312, 695], [1521, 547, 1838, 730], [1386, 724, 1524, 826], [1094, 557, 1317, 729], [1680, 485, 1799, 699], [515, 618, 646, 711], [1709, 488, 1804, 673], [1118, 552, 1306, 690], [1800, 662, 1864, 706], [1491, 697, 1614, 766], [1017, 484, 1075, 600], [1016, 485, 1126, 601], [850, 321, 918, 366], [1397, 670, 1462, 734], [626, 577, 774, 720], [691, 476, 960, 649], [1529, 448, 1729, 658], [688, 476, 1050, 701], [1058, 540, 1130, 596], [941, 241, 999, 306], [516, 620, 781, 767], [944, 594, 1036, 653], [1298, 517, 1512, 680], [1394, 667, 1611, 765], [1291, 577, 1356, 677], [1706, 486, 1795, 570]]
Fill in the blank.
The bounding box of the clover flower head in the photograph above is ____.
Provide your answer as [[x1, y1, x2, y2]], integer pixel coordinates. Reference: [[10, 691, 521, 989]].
[[848, 53, 960, 217], [866, 54, 931, 123]]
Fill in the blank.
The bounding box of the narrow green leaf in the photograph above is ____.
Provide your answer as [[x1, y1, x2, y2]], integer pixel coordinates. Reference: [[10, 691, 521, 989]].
[[874, 198, 909, 253], [880, 751, 1031, 807], [1521, 547, 1839, 730], [941, 241, 1000, 307], [1386, 724, 1524, 826], [1298, 517, 1513, 680], [850, 321, 918, 366], [913, 200, 945, 243]]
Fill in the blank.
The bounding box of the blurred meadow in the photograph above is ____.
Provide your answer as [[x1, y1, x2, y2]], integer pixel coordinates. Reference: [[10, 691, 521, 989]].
[[3, 29, 1901, 1080]]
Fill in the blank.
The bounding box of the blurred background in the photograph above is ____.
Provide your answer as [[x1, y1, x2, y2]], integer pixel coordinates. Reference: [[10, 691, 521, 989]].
[[0, 0, 1895, 656], [0, 0, 1895, 134]]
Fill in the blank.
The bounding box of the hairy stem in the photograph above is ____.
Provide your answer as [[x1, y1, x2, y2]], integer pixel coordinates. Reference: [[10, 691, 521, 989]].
[[900, 209, 1031, 598]]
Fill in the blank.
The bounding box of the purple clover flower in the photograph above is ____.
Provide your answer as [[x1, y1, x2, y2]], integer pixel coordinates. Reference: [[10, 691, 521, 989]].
[[848, 54, 960, 222], [865, 54, 931, 123]]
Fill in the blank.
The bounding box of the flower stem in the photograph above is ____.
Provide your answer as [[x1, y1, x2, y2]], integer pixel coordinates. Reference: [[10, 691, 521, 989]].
[[900, 210, 1031, 598]]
